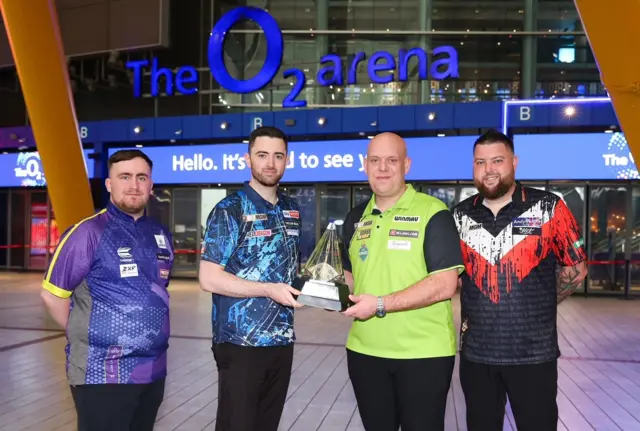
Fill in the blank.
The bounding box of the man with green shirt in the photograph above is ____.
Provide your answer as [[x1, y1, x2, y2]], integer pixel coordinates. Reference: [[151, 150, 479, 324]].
[[340, 132, 464, 431]]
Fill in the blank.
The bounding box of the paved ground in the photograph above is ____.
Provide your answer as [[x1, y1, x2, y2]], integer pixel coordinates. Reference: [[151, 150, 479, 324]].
[[1, 272, 640, 430]]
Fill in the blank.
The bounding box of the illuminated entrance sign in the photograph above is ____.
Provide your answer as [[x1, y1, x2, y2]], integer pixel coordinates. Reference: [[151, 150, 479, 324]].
[[127, 7, 459, 108]]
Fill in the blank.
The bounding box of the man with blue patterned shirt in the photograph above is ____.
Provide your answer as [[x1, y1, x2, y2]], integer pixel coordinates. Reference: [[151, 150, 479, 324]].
[[199, 126, 302, 431], [40, 149, 174, 431]]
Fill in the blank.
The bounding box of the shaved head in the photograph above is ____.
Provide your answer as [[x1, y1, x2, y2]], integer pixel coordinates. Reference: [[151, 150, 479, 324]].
[[364, 133, 411, 200], [368, 132, 408, 159]]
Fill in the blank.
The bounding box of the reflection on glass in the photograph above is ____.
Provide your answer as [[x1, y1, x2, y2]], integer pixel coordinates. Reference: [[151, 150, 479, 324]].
[[354, 187, 373, 206], [284, 187, 316, 267], [238, 1, 528, 32], [172, 189, 199, 277], [10, 191, 26, 268], [423, 187, 456, 209], [588, 186, 627, 293], [29, 192, 48, 270], [630, 187, 640, 293], [320, 188, 350, 238], [148, 188, 172, 230], [537, 3, 580, 32], [0, 192, 7, 267]]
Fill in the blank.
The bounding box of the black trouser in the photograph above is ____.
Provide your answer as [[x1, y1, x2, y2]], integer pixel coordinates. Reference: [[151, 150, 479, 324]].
[[347, 349, 455, 431], [460, 357, 558, 431], [70, 378, 165, 431], [212, 342, 294, 431]]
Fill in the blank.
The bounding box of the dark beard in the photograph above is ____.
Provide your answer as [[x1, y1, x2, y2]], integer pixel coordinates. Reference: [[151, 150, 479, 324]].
[[475, 175, 514, 200], [251, 168, 282, 187]]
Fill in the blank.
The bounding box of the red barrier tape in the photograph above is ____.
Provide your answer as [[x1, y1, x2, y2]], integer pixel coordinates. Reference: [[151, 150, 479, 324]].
[[0, 244, 200, 255], [0, 244, 204, 254], [174, 249, 199, 255]]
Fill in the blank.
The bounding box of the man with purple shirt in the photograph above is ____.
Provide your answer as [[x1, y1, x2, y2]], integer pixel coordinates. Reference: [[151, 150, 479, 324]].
[[40, 149, 174, 431]]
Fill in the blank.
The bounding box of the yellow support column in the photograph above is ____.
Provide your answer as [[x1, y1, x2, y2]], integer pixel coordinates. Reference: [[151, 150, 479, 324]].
[[0, 0, 94, 232], [573, 0, 640, 166]]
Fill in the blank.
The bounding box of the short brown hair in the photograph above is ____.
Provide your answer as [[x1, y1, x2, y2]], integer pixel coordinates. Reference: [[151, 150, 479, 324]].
[[248, 126, 288, 153], [108, 149, 153, 171]]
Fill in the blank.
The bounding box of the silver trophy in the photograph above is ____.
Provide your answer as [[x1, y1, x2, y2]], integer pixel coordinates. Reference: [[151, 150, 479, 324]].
[[292, 221, 353, 311]]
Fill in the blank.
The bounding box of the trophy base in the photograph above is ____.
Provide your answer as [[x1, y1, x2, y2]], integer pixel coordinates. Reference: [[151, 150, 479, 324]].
[[292, 276, 353, 312]]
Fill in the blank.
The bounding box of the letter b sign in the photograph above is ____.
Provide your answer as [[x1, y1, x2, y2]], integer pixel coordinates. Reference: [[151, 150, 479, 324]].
[[519, 106, 531, 121]]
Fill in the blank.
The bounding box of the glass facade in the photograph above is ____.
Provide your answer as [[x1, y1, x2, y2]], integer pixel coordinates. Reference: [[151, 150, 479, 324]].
[[182, 0, 602, 114], [0, 188, 55, 269], [0, 0, 604, 126], [0, 192, 8, 267], [4, 181, 639, 297]]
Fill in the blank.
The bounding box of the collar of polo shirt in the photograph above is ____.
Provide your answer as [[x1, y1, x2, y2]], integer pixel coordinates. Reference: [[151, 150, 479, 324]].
[[363, 184, 417, 216]]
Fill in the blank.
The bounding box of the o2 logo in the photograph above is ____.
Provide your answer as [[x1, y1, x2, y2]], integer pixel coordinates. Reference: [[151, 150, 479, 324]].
[[602, 133, 639, 180], [14, 152, 46, 186]]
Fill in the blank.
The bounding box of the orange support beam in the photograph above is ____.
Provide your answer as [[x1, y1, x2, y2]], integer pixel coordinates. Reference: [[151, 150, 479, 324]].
[[0, 0, 94, 232], [573, 0, 640, 167]]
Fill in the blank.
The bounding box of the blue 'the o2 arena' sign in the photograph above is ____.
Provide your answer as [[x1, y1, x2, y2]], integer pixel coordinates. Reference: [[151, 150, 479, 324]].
[[126, 6, 459, 108]]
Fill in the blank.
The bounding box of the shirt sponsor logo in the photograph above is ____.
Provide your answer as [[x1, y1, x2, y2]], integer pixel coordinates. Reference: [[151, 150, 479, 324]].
[[393, 215, 420, 223], [157, 252, 171, 261], [354, 220, 373, 229], [359, 244, 369, 261], [160, 269, 170, 279], [105, 345, 123, 383], [573, 238, 585, 249], [282, 210, 300, 219], [155, 234, 168, 249], [243, 213, 268, 222], [389, 229, 419, 238], [117, 247, 132, 259], [512, 226, 541, 236], [285, 221, 300, 234], [117, 246, 134, 263], [513, 217, 542, 228], [388, 240, 412, 250], [120, 263, 139, 278], [246, 229, 272, 238], [357, 228, 371, 240]]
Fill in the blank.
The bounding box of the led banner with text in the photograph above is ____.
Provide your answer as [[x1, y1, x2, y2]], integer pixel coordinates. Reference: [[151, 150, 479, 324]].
[[513, 132, 638, 180], [0, 150, 95, 187], [109, 137, 475, 184], [110, 132, 639, 185]]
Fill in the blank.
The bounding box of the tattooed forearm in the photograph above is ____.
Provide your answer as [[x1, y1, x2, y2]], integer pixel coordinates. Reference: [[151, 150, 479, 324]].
[[556, 263, 587, 303]]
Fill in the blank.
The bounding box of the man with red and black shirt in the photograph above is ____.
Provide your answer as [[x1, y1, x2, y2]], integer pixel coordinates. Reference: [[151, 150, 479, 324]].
[[453, 130, 588, 431]]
